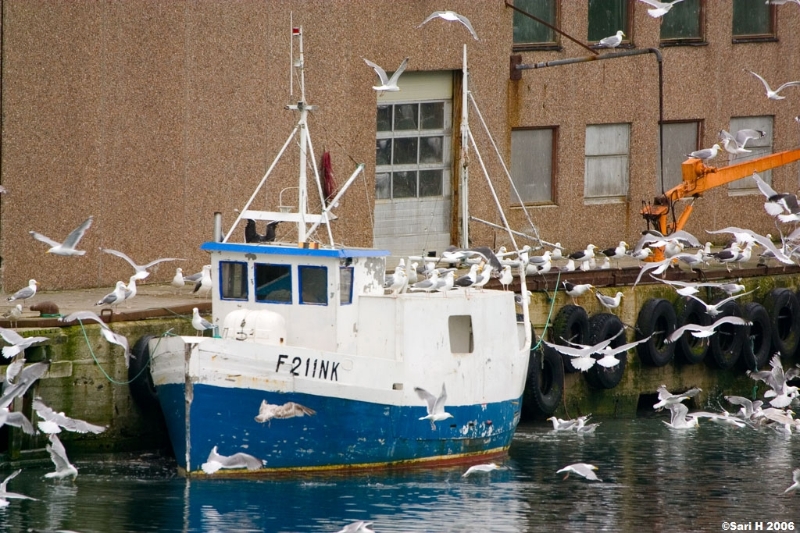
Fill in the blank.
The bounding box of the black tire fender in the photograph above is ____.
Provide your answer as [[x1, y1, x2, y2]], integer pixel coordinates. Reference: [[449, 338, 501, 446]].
[[129, 334, 160, 412], [522, 341, 565, 420], [551, 304, 589, 374], [635, 298, 677, 367], [764, 288, 800, 358], [585, 313, 627, 389], [707, 300, 745, 369], [673, 296, 711, 365], [739, 302, 772, 371]]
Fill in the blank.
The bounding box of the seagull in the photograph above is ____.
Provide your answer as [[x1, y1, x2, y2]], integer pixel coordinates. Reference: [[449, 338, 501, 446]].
[[335, 521, 376, 533], [201, 446, 263, 474], [462, 463, 500, 477], [171, 268, 185, 294], [414, 383, 453, 430], [687, 143, 722, 163], [499, 265, 513, 290], [100, 248, 183, 280], [637, 0, 685, 17], [384, 266, 408, 296], [454, 264, 481, 289], [629, 247, 653, 263], [768, 0, 800, 4], [598, 30, 624, 48], [747, 354, 799, 408], [666, 315, 752, 343], [94, 281, 128, 309], [600, 241, 628, 268], [2, 305, 22, 327], [685, 289, 756, 317], [706, 227, 793, 265], [557, 463, 601, 481], [751, 171, 800, 218], [0, 361, 49, 409], [543, 329, 624, 372], [0, 327, 49, 359], [59, 311, 131, 366], [560, 258, 577, 272], [0, 406, 35, 435], [192, 307, 214, 335], [416, 10, 479, 40], [32, 398, 106, 435], [653, 384, 702, 410], [725, 395, 763, 421], [7, 279, 38, 309], [562, 281, 593, 305], [568, 244, 597, 267], [29, 216, 93, 256], [663, 403, 699, 429], [122, 275, 137, 308], [363, 57, 409, 92], [409, 269, 440, 293], [595, 291, 624, 311], [254, 400, 316, 425], [45, 433, 78, 480], [193, 265, 213, 298], [547, 416, 577, 431], [594, 336, 651, 368], [718, 128, 765, 155], [745, 69, 800, 100], [784, 468, 800, 494], [0, 469, 37, 508], [440, 246, 503, 273]]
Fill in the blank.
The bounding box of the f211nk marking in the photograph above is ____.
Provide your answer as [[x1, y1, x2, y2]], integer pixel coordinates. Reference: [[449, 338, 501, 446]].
[[276, 354, 339, 381]]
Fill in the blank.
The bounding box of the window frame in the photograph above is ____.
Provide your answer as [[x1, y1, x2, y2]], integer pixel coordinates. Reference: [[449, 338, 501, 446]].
[[587, 0, 634, 47], [659, 0, 706, 47], [727, 115, 774, 195], [254, 263, 293, 304], [299, 265, 329, 306], [511, 0, 561, 52], [584, 123, 631, 203], [219, 261, 249, 301], [657, 120, 702, 194], [732, 0, 777, 43], [510, 126, 558, 207], [339, 266, 354, 305]]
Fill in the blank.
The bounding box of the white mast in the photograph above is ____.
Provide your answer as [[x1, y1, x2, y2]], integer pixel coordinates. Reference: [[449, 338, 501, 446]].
[[460, 44, 470, 249], [293, 27, 309, 242]]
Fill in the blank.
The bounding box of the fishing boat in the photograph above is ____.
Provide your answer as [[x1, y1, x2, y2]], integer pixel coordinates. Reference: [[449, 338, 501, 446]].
[[148, 28, 532, 476]]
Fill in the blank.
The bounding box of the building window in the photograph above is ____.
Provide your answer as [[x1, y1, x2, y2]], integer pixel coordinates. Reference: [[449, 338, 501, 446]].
[[299, 266, 328, 305], [658, 121, 700, 193], [375, 101, 451, 200], [513, 0, 558, 49], [511, 127, 557, 205], [584, 123, 630, 201], [660, 0, 704, 43], [340, 267, 353, 305], [588, 0, 630, 43], [728, 116, 774, 193], [732, 0, 775, 39], [255, 263, 292, 304], [220, 261, 248, 301]]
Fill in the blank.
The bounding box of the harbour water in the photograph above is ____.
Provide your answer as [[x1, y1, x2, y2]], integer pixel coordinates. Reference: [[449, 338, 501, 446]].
[[1, 416, 798, 532]]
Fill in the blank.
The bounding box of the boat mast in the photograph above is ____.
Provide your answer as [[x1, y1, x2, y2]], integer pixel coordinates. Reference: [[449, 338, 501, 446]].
[[460, 44, 470, 249], [289, 26, 310, 242]]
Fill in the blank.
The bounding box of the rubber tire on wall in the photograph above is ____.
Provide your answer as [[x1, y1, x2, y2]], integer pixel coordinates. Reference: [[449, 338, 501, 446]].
[[763, 288, 800, 358], [673, 296, 711, 365], [551, 304, 589, 374], [707, 300, 745, 369], [635, 298, 677, 367], [585, 313, 626, 390], [129, 334, 160, 412], [738, 302, 772, 371], [522, 343, 565, 420]]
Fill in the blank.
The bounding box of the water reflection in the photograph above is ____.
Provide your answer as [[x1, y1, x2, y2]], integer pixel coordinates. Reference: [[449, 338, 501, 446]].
[[0, 419, 798, 532]]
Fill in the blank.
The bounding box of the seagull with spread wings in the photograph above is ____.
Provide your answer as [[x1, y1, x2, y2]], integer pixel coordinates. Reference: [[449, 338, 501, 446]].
[[745, 69, 800, 100], [29, 216, 93, 256], [100, 248, 183, 280], [416, 10, 479, 40], [362, 57, 409, 92]]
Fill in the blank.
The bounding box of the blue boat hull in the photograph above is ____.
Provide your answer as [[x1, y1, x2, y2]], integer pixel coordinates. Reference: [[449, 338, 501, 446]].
[[156, 383, 523, 474]]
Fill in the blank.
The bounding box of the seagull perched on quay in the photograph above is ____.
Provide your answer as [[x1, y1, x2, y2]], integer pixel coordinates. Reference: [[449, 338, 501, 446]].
[[29, 216, 93, 256], [363, 57, 409, 93], [414, 383, 453, 430], [595, 291, 624, 311], [95, 281, 128, 309], [100, 248, 183, 280], [562, 281, 594, 305], [416, 10, 479, 40], [7, 279, 38, 309]]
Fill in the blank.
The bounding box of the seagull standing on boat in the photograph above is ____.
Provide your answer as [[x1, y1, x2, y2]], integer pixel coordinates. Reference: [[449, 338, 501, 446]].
[[29, 216, 93, 256], [414, 383, 453, 430], [409, 269, 440, 294], [416, 10, 480, 40], [363, 57, 409, 92], [499, 265, 513, 290], [454, 264, 480, 289], [192, 308, 214, 335], [384, 265, 408, 296], [7, 279, 37, 310]]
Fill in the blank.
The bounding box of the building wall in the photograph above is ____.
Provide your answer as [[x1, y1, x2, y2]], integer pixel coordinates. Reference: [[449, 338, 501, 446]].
[[1, 1, 798, 291]]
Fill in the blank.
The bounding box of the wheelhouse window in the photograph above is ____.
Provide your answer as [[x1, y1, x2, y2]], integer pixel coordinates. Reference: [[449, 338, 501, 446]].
[[660, 0, 704, 44], [728, 116, 774, 193], [588, 0, 630, 44], [512, 0, 558, 50], [340, 267, 354, 305], [584, 123, 630, 201], [732, 0, 775, 40], [511, 127, 557, 205], [449, 315, 474, 354], [658, 121, 701, 193], [255, 263, 292, 303], [220, 261, 247, 301], [299, 266, 328, 306]]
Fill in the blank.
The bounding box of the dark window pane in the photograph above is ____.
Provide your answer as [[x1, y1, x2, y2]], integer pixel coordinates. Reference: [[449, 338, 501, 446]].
[[588, 0, 628, 42], [419, 170, 443, 197], [255, 264, 292, 303], [377, 105, 392, 132], [660, 0, 701, 39], [421, 102, 444, 129], [513, 0, 556, 43], [733, 0, 772, 36], [376, 139, 391, 166], [220, 261, 248, 300], [340, 267, 353, 305], [375, 172, 391, 199], [393, 171, 416, 198], [420, 136, 443, 164], [394, 103, 418, 130], [299, 266, 327, 305], [393, 137, 418, 165]]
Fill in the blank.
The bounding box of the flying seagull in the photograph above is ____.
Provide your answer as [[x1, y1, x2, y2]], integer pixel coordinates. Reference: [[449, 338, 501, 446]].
[[745, 69, 800, 100], [414, 383, 453, 430], [0, 469, 37, 508], [462, 463, 501, 477], [557, 463, 602, 481], [60, 310, 131, 366], [637, 0, 685, 18], [363, 57, 409, 92], [254, 400, 316, 425], [32, 397, 106, 435], [0, 327, 49, 359], [785, 468, 800, 494], [666, 315, 752, 343], [201, 446, 264, 474], [100, 248, 183, 280], [45, 433, 78, 480], [29, 216, 93, 256], [416, 10, 479, 40]]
